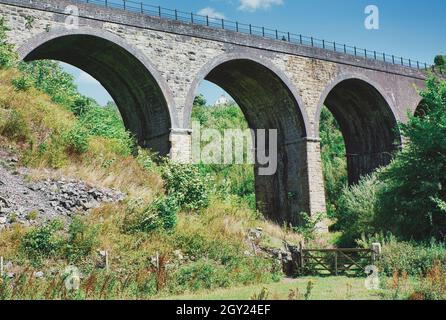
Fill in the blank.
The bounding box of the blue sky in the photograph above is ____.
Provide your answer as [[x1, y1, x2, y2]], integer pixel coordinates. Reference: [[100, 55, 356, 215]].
[[64, 0, 446, 105]]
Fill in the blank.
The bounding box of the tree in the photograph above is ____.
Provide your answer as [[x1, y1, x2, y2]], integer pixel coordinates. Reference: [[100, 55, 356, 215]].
[[375, 76, 446, 241], [434, 55, 445, 66], [193, 94, 207, 108], [319, 107, 347, 217]]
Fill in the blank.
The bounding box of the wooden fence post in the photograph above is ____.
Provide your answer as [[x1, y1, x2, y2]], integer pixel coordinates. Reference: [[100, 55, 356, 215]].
[[334, 251, 338, 276], [299, 241, 305, 269]]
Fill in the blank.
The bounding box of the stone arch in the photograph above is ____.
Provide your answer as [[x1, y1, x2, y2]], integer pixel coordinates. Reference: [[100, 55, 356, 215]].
[[184, 52, 310, 133], [18, 27, 178, 156], [185, 51, 312, 225], [315, 73, 403, 184]]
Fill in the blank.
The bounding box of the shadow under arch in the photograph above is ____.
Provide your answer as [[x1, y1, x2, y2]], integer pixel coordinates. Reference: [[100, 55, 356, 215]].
[[315, 73, 403, 184], [185, 52, 312, 225], [18, 27, 177, 156]]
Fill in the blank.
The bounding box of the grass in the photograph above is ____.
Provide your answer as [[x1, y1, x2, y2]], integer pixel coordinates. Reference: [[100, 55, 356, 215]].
[[161, 277, 385, 300]]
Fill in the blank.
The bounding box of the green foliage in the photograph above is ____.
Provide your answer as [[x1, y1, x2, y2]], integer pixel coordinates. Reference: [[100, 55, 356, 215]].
[[79, 104, 135, 156], [319, 106, 347, 217], [20, 220, 65, 264], [17, 60, 79, 109], [334, 174, 382, 246], [192, 98, 248, 130], [162, 162, 209, 211], [378, 240, 446, 276], [136, 148, 155, 171], [374, 76, 446, 241], [191, 97, 255, 209], [294, 212, 327, 240], [24, 15, 35, 30], [0, 109, 30, 143], [66, 217, 99, 263], [11, 75, 32, 91], [0, 17, 17, 69], [153, 196, 179, 230], [17, 60, 135, 157], [124, 196, 179, 233], [434, 55, 445, 66], [411, 262, 446, 300], [333, 76, 446, 243], [64, 124, 90, 154], [171, 259, 232, 292], [71, 96, 94, 117]]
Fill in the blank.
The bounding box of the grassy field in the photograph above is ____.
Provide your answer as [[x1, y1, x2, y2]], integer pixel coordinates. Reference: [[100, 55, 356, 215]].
[[161, 277, 387, 300]]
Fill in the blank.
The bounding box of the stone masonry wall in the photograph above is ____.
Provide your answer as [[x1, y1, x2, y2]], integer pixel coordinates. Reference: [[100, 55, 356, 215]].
[[0, 0, 427, 224]]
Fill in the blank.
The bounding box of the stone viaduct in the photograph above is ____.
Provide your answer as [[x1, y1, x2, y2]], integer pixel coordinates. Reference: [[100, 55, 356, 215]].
[[0, 0, 427, 229]]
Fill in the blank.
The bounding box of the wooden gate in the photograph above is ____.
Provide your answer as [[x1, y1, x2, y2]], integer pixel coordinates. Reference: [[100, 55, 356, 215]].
[[299, 248, 377, 276]]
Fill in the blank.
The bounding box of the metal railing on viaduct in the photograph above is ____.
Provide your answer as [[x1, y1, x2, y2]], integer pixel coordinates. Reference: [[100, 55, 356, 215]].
[[72, 0, 438, 72]]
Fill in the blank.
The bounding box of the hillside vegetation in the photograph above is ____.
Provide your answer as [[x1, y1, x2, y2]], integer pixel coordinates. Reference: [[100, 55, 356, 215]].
[[0, 19, 304, 299]]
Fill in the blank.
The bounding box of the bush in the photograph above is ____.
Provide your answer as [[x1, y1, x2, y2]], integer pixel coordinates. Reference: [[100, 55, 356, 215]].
[[170, 259, 232, 293], [378, 240, 446, 276], [65, 217, 99, 263], [374, 76, 446, 241], [0, 109, 30, 143], [161, 162, 209, 211], [11, 75, 32, 91], [20, 220, 65, 264], [79, 104, 135, 156], [17, 60, 79, 110], [410, 261, 446, 300], [124, 195, 179, 234], [64, 124, 90, 154], [333, 174, 382, 246], [434, 55, 445, 66]]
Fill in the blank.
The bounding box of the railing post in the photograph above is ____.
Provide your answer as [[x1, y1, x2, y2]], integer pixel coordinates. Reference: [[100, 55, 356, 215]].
[[354, 46, 357, 56], [374, 51, 376, 60], [333, 42, 336, 52], [401, 57, 404, 66], [276, 29, 278, 40], [262, 27, 265, 37], [288, 32, 291, 42], [158, 6, 161, 17], [222, 19, 224, 29], [311, 37, 314, 47], [236, 21, 239, 32], [191, 12, 194, 24], [175, 9, 178, 20], [249, 24, 252, 34], [322, 39, 325, 49], [364, 49, 367, 58], [344, 44, 346, 53], [140, 2, 143, 14], [383, 53, 386, 62], [206, 15, 209, 26], [392, 55, 395, 64], [105, 0, 108, 7], [299, 34, 302, 44], [123, 0, 126, 10]]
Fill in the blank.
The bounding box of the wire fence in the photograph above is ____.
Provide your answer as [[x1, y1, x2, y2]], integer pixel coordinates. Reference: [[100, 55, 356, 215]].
[[72, 0, 437, 72]]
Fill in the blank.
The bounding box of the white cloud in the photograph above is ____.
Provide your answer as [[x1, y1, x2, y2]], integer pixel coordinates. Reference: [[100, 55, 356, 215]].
[[78, 71, 100, 85], [238, 0, 283, 12], [197, 7, 226, 19]]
